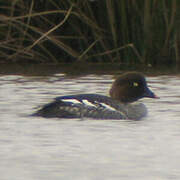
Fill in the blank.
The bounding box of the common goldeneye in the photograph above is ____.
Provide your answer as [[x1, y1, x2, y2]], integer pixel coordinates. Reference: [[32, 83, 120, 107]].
[[33, 72, 158, 120]]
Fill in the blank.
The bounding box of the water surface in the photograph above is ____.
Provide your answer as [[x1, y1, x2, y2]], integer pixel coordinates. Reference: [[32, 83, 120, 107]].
[[0, 72, 180, 180]]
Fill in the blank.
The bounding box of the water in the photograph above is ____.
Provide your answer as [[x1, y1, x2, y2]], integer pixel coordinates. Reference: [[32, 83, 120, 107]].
[[0, 71, 180, 180]]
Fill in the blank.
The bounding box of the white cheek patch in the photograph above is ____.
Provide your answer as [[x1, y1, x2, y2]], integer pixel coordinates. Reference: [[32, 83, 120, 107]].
[[82, 100, 97, 107], [99, 103, 116, 111], [61, 99, 81, 104]]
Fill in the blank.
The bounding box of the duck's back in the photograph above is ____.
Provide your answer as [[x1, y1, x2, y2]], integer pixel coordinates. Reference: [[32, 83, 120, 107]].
[[34, 94, 147, 120]]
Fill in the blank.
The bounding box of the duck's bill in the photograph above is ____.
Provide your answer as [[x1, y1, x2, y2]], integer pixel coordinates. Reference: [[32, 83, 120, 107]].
[[144, 88, 160, 99]]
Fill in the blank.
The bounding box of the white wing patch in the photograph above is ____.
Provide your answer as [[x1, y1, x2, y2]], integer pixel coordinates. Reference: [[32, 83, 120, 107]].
[[99, 103, 116, 111], [82, 100, 97, 107], [61, 98, 116, 112], [61, 99, 81, 104]]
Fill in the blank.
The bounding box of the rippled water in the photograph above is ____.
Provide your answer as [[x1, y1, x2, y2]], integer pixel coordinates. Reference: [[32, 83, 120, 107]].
[[0, 72, 180, 180]]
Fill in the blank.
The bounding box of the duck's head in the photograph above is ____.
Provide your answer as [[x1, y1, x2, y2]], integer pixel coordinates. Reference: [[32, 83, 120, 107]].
[[109, 72, 158, 103]]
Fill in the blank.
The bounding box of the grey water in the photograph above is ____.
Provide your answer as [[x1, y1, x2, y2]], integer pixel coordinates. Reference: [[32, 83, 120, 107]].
[[0, 71, 180, 180]]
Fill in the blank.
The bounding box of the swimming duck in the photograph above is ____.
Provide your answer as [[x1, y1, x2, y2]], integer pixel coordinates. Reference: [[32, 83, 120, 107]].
[[33, 72, 158, 120]]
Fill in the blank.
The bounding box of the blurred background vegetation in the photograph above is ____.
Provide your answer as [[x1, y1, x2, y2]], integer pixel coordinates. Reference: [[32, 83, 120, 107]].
[[0, 0, 180, 67]]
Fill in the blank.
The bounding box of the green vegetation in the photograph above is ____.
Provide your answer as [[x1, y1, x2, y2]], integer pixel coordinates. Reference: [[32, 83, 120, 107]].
[[0, 0, 180, 67]]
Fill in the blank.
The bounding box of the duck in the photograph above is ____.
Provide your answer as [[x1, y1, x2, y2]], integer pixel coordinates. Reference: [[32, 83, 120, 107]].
[[33, 72, 158, 120]]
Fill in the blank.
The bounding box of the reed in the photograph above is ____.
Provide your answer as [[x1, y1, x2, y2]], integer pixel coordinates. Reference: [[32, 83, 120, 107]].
[[0, 0, 179, 66]]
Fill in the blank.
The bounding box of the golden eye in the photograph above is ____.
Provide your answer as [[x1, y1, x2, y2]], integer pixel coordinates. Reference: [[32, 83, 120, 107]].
[[133, 82, 139, 87]]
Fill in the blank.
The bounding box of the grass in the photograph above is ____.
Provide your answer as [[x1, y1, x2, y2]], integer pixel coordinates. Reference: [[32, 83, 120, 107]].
[[0, 0, 179, 67]]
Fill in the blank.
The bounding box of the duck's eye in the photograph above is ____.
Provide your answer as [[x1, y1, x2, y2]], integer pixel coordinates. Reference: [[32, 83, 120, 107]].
[[133, 82, 139, 87]]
